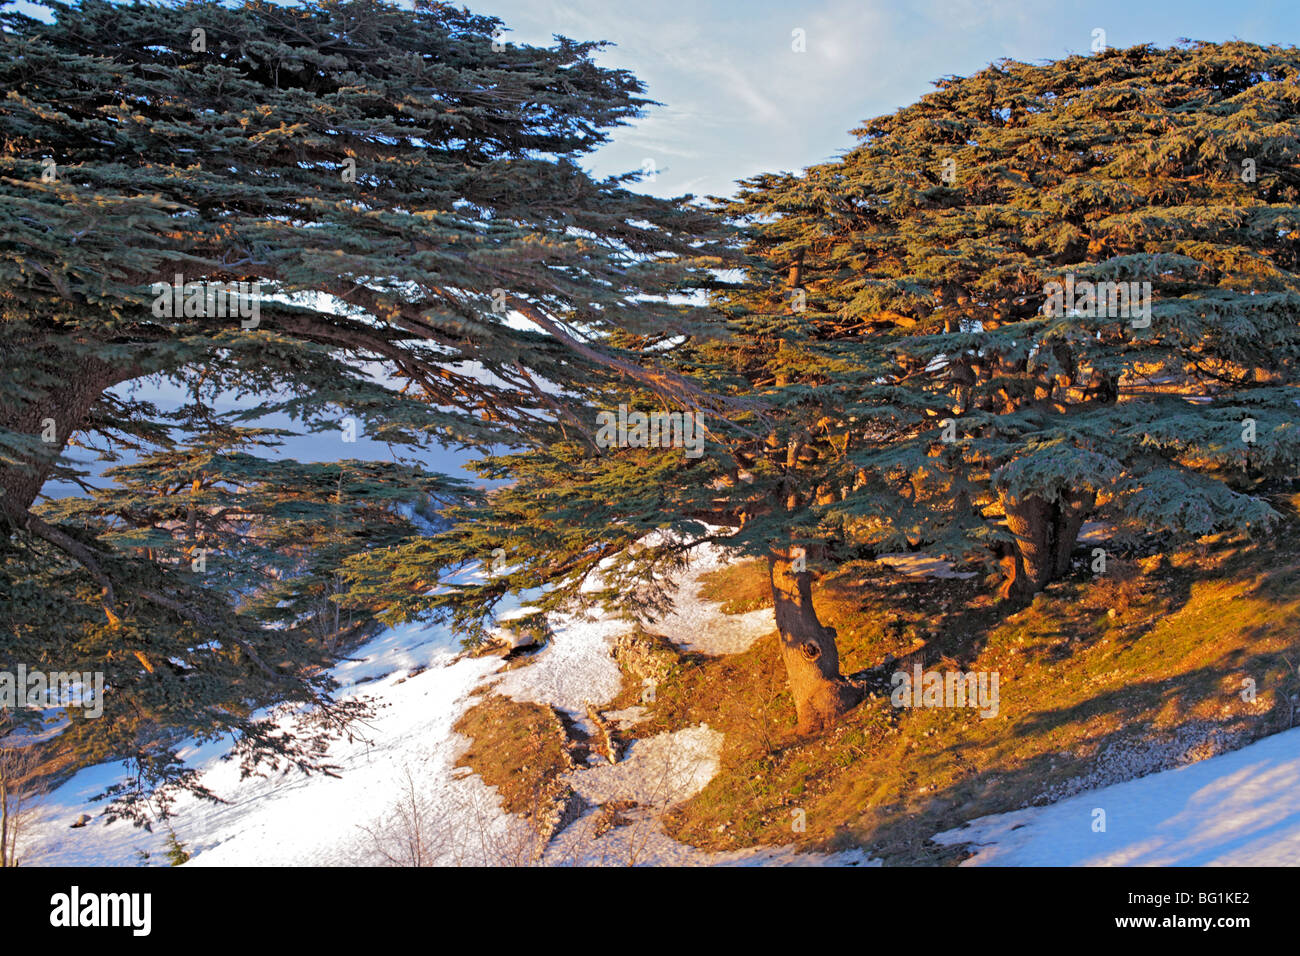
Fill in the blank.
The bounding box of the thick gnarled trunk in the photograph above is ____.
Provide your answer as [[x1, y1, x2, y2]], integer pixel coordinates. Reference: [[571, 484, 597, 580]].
[[767, 546, 862, 734], [997, 489, 1095, 601], [0, 349, 129, 523]]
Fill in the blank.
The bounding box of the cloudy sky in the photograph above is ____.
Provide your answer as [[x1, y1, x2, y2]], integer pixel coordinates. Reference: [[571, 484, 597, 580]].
[[477, 0, 1300, 199], [13, 0, 1300, 199]]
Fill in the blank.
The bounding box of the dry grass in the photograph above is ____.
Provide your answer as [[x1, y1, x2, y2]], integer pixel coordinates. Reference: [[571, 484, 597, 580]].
[[611, 506, 1300, 865], [453, 694, 582, 825], [697, 561, 774, 614]]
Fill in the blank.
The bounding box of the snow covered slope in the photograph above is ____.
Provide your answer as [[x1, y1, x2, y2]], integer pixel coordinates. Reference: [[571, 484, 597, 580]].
[[32, 530, 1296, 868], [26, 544, 873, 867], [934, 725, 1300, 865]]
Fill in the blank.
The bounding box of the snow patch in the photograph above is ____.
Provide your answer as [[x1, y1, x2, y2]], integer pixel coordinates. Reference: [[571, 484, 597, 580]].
[[649, 542, 775, 654], [568, 724, 722, 809], [490, 611, 626, 722], [934, 726, 1300, 865], [541, 809, 879, 867], [878, 553, 976, 580]]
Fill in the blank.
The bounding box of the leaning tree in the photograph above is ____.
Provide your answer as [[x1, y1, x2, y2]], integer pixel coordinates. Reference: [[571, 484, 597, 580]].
[[353, 40, 1300, 736], [0, 0, 735, 809]]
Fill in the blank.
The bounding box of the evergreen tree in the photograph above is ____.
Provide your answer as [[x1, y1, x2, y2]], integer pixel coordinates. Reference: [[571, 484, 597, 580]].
[[355, 41, 1300, 735], [729, 40, 1300, 601], [0, 0, 732, 809]]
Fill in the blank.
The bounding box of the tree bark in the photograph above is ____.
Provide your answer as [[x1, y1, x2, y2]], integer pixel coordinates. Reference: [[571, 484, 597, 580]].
[[0, 773, 9, 868], [767, 546, 862, 734], [997, 489, 1095, 600], [0, 346, 133, 522]]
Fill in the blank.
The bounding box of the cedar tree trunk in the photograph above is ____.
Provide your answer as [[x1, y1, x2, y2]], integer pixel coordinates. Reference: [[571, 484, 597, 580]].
[[767, 545, 863, 734], [997, 489, 1095, 601]]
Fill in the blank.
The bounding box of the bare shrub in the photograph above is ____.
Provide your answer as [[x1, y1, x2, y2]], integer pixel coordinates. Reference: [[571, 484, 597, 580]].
[[357, 763, 545, 866], [0, 722, 50, 867]]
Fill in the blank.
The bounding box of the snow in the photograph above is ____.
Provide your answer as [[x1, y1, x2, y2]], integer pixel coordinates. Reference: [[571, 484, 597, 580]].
[[30, 624, 521, 867], [568, 724, 723, 809], [489, 611, 627, 719], [647, 541, 775, 654], [877, 553, 977, 580], [535, 714, 877, 867], [25, 543, 866, 867], [934, 726, 1300, 866], [541, 811, 879, 867]]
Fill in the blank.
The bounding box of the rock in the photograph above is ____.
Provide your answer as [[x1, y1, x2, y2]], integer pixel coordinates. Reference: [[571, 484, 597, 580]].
[[611, 626, 679, 685], [532, 785, 588, 860], [586, 701, 620, 764], [473, 616, 551, 658]]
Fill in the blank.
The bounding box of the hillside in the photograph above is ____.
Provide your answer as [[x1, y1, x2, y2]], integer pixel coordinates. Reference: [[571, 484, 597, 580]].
[[600, 498, 1300, 864], [22, 499, 1300, 867]]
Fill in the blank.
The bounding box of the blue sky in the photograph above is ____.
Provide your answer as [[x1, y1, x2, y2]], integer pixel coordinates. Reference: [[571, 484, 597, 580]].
[[475, 0, 1300, 199], [8, 0, 1297, 487], [12, 0, 1300, 198]]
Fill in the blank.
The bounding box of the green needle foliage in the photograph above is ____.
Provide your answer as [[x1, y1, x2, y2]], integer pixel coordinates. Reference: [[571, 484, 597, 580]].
[[0, 0, 733, 814], [360, 41, 1300, 735], [724, 39, 1300, 601]]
